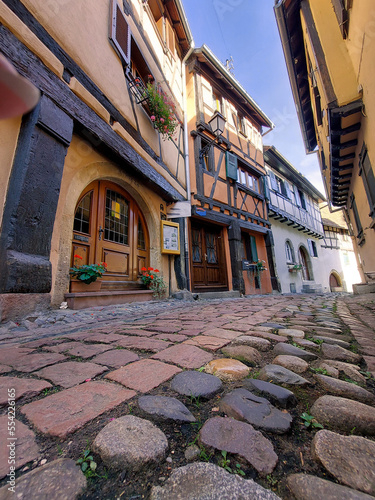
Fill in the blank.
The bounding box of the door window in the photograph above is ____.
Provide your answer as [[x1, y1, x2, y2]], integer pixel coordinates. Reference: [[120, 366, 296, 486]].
[[73, 191, 92, 234], [105, 189, 129, 245]]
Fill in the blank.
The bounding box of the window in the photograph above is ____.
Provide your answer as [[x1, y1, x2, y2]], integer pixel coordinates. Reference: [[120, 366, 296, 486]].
[[307, 239, 318, 257], [130, 38, 152, 84], [109, 0, 131, 65], [323, 227, 339, 248], [238, 164, 260, 193], [350, 193, 364, 243], [331, 0, 350, 39], [242, 234, 258, 262], [212, 90, 223, 114], [238, 113, 246, 136], [200, 138, 214, 172], [298, 189, 307, 210], [165, 18, 176, 55], [285, 240, 295, 263], [359, 144, 375, 218]]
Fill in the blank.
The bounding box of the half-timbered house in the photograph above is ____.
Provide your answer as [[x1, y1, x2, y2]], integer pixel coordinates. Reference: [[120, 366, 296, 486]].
[[185, 46, 275, 296], [0, 0, 193, 318]]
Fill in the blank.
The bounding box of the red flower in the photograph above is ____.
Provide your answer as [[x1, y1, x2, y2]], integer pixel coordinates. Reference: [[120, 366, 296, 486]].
[[74, 254, 83, 259], [141, 267, 147, 271], [154, 269, 159, 273], [150, 275, 154, 279], [102, 262, 108, 268], [147, 267, 153, 271]]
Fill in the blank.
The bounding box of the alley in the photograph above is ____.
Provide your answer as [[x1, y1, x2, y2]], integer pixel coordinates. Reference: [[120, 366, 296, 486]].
[[0, 292, 375, 499]]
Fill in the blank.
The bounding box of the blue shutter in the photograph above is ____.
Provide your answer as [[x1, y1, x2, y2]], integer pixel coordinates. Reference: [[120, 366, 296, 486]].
[[250, 235, 258, 262], [269, 171, 278, 191], [226, 152, 238, 180]]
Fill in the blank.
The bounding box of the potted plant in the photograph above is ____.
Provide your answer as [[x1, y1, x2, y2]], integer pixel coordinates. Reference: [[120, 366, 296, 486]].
[[144, 79, 179, 140], [288, 263, 302, 273], [69, 255, 107, 292], [140, 267, 167, 298], [255, 259, 267, 272]]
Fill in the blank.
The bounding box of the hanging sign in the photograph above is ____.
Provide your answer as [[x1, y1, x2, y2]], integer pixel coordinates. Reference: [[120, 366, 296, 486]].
[[161, 220, 180, 254]]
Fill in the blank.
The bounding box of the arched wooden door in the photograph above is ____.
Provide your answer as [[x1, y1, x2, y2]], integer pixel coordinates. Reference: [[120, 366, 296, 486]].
[[71, 181, 149, 288], [329, 272, 341, 290], [298, 246, 312, 281]]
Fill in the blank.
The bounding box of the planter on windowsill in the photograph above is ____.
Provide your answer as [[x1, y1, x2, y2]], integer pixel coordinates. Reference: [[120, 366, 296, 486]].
[[70, 279, 102, 293]]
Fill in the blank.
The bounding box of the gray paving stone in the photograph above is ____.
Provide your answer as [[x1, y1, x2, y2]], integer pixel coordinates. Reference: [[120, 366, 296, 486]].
[[314, 374, 375, 405], [138, 396, 195, 422], [230, 335, 271, 351], [259, 364, 310, 386], [170, 371, 222, 398], [321, 344, 362, 363], [273, 343, 318, 361], [150, 463, 281, 500], [93, 415, 168, 471], [272, 355, 309, 374], [243, 379, 298, 408]]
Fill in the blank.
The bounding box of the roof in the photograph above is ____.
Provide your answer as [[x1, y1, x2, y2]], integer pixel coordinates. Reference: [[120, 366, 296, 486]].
[[166, 0, 193, 56], [192, 45, 274, 130], [264, 145, 325, 202]]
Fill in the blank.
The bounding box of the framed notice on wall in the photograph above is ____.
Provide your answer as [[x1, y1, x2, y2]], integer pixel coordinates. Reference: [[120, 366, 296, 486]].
[[161, 220, 180, 254]]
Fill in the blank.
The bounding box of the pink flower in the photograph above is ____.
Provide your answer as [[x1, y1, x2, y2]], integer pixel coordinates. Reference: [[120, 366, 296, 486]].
[[85, 379, 91, 382], [160, 118, 165, 123], [150, 115, 155, 121]]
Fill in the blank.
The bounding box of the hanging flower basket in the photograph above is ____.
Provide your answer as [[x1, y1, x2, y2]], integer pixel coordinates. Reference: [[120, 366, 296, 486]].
[[288, 263, 302, 273]]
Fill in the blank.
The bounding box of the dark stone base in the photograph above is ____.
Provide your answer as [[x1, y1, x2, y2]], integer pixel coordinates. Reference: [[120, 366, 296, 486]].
[[0, 293, 51, 322]]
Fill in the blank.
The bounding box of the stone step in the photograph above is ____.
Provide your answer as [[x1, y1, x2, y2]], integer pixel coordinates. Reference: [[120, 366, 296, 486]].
[[64, 289, 154, 310]]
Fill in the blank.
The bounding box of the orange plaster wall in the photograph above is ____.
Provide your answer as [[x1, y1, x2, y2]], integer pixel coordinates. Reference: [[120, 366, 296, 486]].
[[243, 231, 272, 295], [223, 227, 233, 291]]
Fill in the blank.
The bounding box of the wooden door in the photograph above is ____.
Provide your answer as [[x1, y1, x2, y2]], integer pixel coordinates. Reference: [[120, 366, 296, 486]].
[[298, 246, 311, 281], [191, 221, 228, 291], [71, 181, 149, 287]]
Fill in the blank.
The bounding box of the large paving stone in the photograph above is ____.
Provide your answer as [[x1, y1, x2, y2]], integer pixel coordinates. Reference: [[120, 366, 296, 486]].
[[310, 396, 375, 435], [220, 388, 292, 434], [201, 328, 243, 340], [277, 328, 305, 339], [66, 343, 113, 358], [230, 335, 271, 351], [106, 359, 182, 392], [138, 396, 195, 422], [150, 462, 281, 500], [313, 336, 350, 349], [92, 415, 168, 471], [199, 417, 278, 476], [272, 355, 309, 374], [35, 361, 108, 388], [205, 359, 250, 381], [152, 344, 213, 369], [0, 377, 52, 406], [261, 322, 286, 329], [319, 360, 366, 384], [0, 347, 34, 365], [170, 371, 222, 399], [0, 365, 11, 374], [246, 331, 287, 343], [258, 365, 310, 386], [0, 459, 86, 500], [184, 335, 231, 351], [153, 333, 188, 342], [91, 349, 140, 368], [287, 473, 375, 500], [116, 337, 171, 352], [312, 430, 375, 495], [10, 353, 66, 372], [314, 374, 375, 405], [243, 379, 298, 409], [321, 344, 362, 363], [0, 416, 39, 480], [364, 356, 375, 377], [220, 345, 262, 366], [21, 381, 136, 438], [273, 343, 317, 361]]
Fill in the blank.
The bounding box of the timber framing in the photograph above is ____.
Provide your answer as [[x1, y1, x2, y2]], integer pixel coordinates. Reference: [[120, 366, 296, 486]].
[[0, 25, 184, 202]]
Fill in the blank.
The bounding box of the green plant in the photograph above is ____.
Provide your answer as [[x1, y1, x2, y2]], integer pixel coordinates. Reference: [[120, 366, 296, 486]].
[[301, 412, 324, 429], [57, 445, 64, 456], [307, 337, 324, 345], [249, 370, 260, 379], [144, 80, 179, 140], [255, 259, 267, 271], [344, 377, 359, 385], [76, 448, 98, 477], [266, 474, 278, 486], [140, 267, 167, 298], [70, 255, 107, 284], [188, 395, 201, 409], [310, 367, 328, 375], [348, 343, 359, 353], [292, 341, 305, 349], [218, 451, 245, 476], [199, 446, 213, 462]]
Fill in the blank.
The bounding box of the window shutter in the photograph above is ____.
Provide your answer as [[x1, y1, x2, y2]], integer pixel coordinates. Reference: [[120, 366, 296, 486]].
[[307, 239, 314, 257], [294, 186, 301, 207], [109, 0, 131, 65], [250, 235, 258, 263], [331, 0, 348, 38], [269, 171, 278, 191], [285, 182, 292, 199], [226, 152, 238, 180]]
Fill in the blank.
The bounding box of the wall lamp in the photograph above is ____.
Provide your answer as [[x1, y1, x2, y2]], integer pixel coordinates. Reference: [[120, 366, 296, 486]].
[[199, 111, 226, 163]]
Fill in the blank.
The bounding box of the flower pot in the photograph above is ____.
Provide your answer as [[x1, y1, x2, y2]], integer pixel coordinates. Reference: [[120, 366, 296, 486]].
[[70, 279, 102, 293]]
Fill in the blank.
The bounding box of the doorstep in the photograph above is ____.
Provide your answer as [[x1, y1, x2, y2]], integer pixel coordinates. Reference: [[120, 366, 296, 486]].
[[64, 289, 154, 310]]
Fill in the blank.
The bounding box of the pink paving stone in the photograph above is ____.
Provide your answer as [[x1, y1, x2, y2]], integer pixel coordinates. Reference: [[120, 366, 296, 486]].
[[105, 359, 181, 392], [43, 341, 83, 353], [115, 337, 171, 352], [82, 332, 127, 343], [201, 328, 243, 340], [35, 361, 109, 388], [152, 344, 214, 369], [0, 347, 34, 365], [0, 365, 12, 374], [10, 353, 66, 373], [66, 343, 113, 359], [61, 331, 93, 341], [22, 337, 66, 348], [92, 349, 140, 368], [153, 333, 188, 342], [221, 323, 252, 333], [114, 328, 157, 337], [143, 325, 182, 334], [246, 331, 287, 343], [364, 356, 375, 377], [179, 328, 205, 337], [21, 381, 136, 438], [0, 377, 52, 405], [184, 336, 231, 352], [0, 416, 39, 479]]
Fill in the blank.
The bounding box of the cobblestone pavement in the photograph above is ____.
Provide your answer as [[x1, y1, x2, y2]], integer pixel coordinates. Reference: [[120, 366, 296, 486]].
[[0, 293, 374, 499]]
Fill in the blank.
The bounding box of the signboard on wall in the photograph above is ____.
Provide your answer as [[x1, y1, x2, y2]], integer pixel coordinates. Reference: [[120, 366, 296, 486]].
[[161, 220, 180, 254]]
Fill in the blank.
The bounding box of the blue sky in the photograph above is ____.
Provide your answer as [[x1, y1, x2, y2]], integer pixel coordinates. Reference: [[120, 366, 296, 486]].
[[183, 0, 325, 195]]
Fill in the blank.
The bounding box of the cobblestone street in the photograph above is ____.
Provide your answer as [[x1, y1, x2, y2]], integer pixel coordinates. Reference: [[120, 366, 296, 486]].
[[0, 293, 375, 499]]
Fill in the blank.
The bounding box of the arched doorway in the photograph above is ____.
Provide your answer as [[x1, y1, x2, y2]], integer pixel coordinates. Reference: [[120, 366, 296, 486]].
[[298, 246, 313, 281], [71, 180, 149, 288], [329, 272, 342, 291]]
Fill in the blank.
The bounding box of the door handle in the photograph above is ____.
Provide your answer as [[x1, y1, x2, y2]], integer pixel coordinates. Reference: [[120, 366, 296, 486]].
[[204, 253, 207, 261], [98, 226, 104, 240]]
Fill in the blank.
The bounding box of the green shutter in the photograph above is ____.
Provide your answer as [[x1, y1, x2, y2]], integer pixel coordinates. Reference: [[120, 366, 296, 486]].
[[250, 235, 258, 262], [226, 152, 238, 180]]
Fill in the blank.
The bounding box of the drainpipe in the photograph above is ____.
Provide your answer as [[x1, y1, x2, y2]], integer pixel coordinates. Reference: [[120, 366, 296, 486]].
[[181, 37, 195, 291]]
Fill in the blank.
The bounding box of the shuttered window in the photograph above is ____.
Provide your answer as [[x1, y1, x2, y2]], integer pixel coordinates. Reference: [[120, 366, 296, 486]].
[[250, 235, 258, 263], [331, 0, 349, 39], [269, 171, 278, 191], [359, 144, 375, 218], [226, 152, 238, 180], [109, 0, 131, 65]]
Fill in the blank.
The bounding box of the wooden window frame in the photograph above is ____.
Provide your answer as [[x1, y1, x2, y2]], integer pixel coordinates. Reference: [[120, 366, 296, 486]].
[[359, 143, 375, 219], [331, 0, 349, 39], [109, 0, 131, 65]]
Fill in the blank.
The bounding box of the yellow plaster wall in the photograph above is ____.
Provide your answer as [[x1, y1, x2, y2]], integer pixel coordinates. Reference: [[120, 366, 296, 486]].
[[0, 117, 21, 222], [50, 134, 167, 305]]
